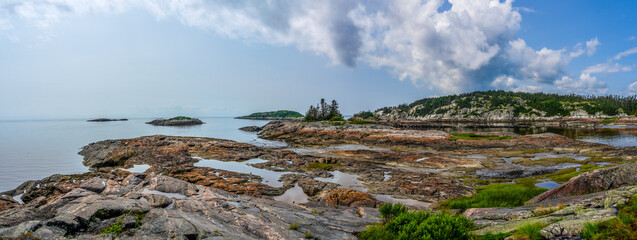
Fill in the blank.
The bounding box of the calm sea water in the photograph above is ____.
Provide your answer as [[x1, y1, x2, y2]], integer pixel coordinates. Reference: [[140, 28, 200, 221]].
[[0, 118, 280, 192], [0, 118, 634, 192]]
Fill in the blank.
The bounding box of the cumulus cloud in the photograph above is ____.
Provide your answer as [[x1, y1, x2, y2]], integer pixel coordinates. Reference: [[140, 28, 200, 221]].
[[555, 73, 607, 95], [0, 0, 603, 93]]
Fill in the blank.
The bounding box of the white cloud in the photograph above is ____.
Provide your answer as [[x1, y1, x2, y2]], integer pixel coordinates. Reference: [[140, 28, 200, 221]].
[[585, 37, 599, 56], [555, 73, 607, 95], [614, 47, 637, 61], [0, 0, 601, 93], [583, 62, 633, 74], [490, 75, 542, 93]]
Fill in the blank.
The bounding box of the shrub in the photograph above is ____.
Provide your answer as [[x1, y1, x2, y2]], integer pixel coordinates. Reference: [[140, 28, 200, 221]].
[[360, 210, 473, 240], [378, 203, 408, 221]]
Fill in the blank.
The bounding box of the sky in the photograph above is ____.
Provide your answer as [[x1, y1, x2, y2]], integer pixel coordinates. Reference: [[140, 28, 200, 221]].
[[0, 0, 636, 120]]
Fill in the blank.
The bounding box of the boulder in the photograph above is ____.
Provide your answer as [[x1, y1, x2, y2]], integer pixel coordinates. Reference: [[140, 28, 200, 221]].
[[322, 189, 379, 208], [527, 162, 637, 204]]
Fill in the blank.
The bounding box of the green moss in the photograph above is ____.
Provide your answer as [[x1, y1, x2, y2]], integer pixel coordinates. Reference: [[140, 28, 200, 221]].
[[304, 232, 314, 239], [440, 180, 546, 210], [101, 216, 125, 235], [451, 133, 514, 140], [306, 162, 344, 170], [99, 212, 146, 235]]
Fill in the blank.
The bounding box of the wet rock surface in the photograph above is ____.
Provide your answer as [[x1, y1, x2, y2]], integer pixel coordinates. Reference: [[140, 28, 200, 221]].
[[0, 173, 379, 239]]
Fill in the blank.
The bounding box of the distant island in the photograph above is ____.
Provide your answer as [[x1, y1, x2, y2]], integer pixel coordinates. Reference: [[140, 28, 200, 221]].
[[235, 110, 303, 120], [87, 118, 128, 122], [355, 90, 637, 121], [145, 116, 204, 126]]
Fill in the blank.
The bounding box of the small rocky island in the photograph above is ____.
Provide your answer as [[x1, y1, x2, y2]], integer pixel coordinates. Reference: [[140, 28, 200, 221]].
[[145, 116, 204, 126], [87, 118, 128, 122], [235, 110, 303, 120]]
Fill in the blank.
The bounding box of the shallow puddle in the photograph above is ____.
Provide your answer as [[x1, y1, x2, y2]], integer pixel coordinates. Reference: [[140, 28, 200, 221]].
[[535, 181, 560, 189], [315, 171, 366, 192], [193, 157, 293, 188], [122, 164, 151, 173], [273, 184, 309, 204]]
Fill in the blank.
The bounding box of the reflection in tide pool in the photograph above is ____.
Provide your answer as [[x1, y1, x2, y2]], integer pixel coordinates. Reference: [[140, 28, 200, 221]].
[[193, 157, 292, 188], [315, 171, 366, 192], [273, 184, 309, 204], [535, 181, 560, 189]]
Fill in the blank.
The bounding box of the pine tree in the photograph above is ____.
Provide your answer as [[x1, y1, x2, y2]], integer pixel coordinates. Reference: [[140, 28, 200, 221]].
[[328, 100, 342, 119]]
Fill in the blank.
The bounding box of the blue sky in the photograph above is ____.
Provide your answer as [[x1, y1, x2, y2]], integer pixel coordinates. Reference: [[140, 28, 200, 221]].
[[0, 0, 635, 119]]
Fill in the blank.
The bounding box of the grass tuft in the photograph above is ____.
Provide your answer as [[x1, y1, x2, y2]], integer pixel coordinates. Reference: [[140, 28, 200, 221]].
[[289, 222, 299, 230], [515, 222, 547, 240], [440, 179, 546, 210]]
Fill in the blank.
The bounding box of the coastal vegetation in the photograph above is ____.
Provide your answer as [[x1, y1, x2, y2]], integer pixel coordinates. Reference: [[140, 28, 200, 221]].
[[359, 90, 637, 119], [359, 203, 474, 240], [304, 98, 343, 121], [238, 110, 303, 119], [440, 179, 547, 210], [581, 194, 637, 240]]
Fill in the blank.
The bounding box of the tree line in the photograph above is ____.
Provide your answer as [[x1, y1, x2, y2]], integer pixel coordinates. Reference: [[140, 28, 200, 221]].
[[305, 98, 343, 121]]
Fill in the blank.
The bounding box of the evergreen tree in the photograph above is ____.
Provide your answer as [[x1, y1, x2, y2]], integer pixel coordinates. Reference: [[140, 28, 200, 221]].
[[320, 98, 328, 119], [305, 99, 343, 121], [328, 100, 342, 119]]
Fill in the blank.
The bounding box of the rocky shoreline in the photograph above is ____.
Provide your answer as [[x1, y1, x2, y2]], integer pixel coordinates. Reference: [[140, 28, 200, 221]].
[[235, 117, 302, 121], [1, 120, 636, 239], [362, 117, 637, 129]]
